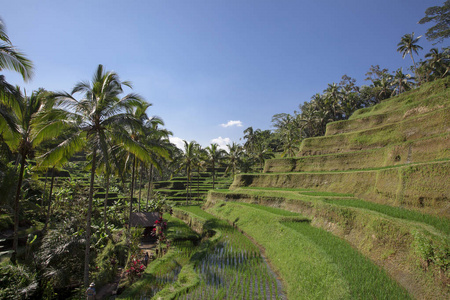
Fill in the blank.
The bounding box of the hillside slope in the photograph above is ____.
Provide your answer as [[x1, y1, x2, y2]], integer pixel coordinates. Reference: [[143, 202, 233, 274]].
[[206, 77, 450, 299]]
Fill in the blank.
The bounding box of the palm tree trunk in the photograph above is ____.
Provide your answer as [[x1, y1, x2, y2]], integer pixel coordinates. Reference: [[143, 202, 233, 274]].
[[84, 148, 96, 287], [197, 166, 200, 202], [129, 156, 136, 225], [13, 154, 26, 257], [42, 168, 48, 208], [212, 160, 215, 189], [410, 52, 421, 83], [146, 165, 153, 210], [138, 164, 142, 212], [104, 173, 109, 233], [43, 167, 55, 232], [186, 166, 189, 205]]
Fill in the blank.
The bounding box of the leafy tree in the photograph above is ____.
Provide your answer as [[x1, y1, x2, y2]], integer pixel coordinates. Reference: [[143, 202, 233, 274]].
[[418, 0, 450, 44]]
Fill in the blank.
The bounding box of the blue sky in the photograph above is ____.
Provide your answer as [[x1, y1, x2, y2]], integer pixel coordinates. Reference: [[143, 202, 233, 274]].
[[2, 0, 446, 150]]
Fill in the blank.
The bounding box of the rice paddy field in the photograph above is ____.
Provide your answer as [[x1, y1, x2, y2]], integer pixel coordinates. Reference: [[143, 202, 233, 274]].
[[173, 206, 285, 300], [205, 201, 414, 299], [121, 207, 285, 299]]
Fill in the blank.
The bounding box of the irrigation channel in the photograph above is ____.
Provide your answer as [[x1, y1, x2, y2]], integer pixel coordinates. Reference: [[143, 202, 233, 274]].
[[138, 209, 286, 299]]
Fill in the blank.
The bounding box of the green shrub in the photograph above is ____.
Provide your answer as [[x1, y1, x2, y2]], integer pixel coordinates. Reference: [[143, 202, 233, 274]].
[[0, 214, 13, 231]]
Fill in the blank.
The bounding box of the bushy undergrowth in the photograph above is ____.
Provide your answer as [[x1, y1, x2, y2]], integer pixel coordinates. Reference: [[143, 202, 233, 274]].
[[0, 261, 37, 299]]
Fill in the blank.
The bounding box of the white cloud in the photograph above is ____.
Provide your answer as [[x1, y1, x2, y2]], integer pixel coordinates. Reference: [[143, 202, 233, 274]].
[[220, 120, 243, 128], [169, 136, 185, 150], [210, 137, 231, 151]]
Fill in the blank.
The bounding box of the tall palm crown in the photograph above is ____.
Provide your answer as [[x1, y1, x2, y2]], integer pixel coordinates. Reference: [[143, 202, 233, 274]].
[[0, 17, 33, 81], [397, 32, 423, 80], [46, 64, 148, 287]]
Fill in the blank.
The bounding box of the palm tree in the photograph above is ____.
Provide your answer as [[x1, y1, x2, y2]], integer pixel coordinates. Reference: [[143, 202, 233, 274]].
[[142, 119, 172, 210], [177, 141, 198, 204], [391, 68, 414, 96], [2, 88, 61, 257], [0, 17, 33, 82], [397, 32, 423, 82], [253, 143, 275, 172], [225, 142, 243, 177], [424, 47, 450, 79], [44, 64, 149, 287], [324, 83, 343, 121], [205, 143, 225, 189]]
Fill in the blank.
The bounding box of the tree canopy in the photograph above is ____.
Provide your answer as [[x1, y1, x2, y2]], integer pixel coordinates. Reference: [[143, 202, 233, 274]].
[[419, 0, 450, 44]]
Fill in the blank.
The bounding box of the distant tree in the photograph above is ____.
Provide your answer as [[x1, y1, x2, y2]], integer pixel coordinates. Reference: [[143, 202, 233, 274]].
[[177, 140, 198, 204], [422, 47, 450, 80], [324, 83, 343, 121], [418, 0, 450, 44], [225, 142, 243, 177], [253, 143, 275, 172], [205, 143, 225, 189], [392, 68, 414, 95], [397, 32, 423, 82]]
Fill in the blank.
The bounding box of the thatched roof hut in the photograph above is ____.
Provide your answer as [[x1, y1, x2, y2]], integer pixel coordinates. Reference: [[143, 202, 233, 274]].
[[129, 212, 159, 228]]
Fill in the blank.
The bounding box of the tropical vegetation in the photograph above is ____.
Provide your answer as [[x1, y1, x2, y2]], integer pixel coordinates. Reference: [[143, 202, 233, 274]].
[[0, 2, 449, 299]]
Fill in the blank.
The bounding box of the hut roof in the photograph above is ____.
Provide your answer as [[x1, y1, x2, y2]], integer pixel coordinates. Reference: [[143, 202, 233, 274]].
[[129, 212, 159, 227]]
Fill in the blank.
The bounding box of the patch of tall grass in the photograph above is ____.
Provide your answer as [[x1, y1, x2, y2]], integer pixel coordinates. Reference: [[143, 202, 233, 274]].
[[283, 221, 411, 299]]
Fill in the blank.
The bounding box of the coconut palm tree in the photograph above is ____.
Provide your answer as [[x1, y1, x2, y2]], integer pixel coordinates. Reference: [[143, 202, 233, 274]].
[[253, 143, 275, 172], [397, 32, 423, 82], [142, 118, 172, 210], [225, 142, 243, 177], [324, 83, 343, 121], [43, 64, 149, 287], [424, 47, 450, 79], [177, 141, 198, 204], [2, 88, 62, 257], [205, 143, 225, 189], [0, 17, 33, 82], [391, 68, 414, 96]]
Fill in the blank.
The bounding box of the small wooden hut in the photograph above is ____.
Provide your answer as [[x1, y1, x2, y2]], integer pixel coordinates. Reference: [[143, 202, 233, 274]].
[[129, 212, 159, 237]]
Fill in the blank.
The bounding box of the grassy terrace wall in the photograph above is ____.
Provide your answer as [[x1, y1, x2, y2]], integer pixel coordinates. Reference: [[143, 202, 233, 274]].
[[234, 161, 450, 218], [299, 106, 450, 156], [326, 77, 450, 136], [265, 134, 450, 173]]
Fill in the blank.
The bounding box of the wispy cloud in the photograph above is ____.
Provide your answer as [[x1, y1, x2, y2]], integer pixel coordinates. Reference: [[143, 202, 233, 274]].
[[220, 120, 243, 128], [169, 136, 185, 150], [211, 137, 231, 150]]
